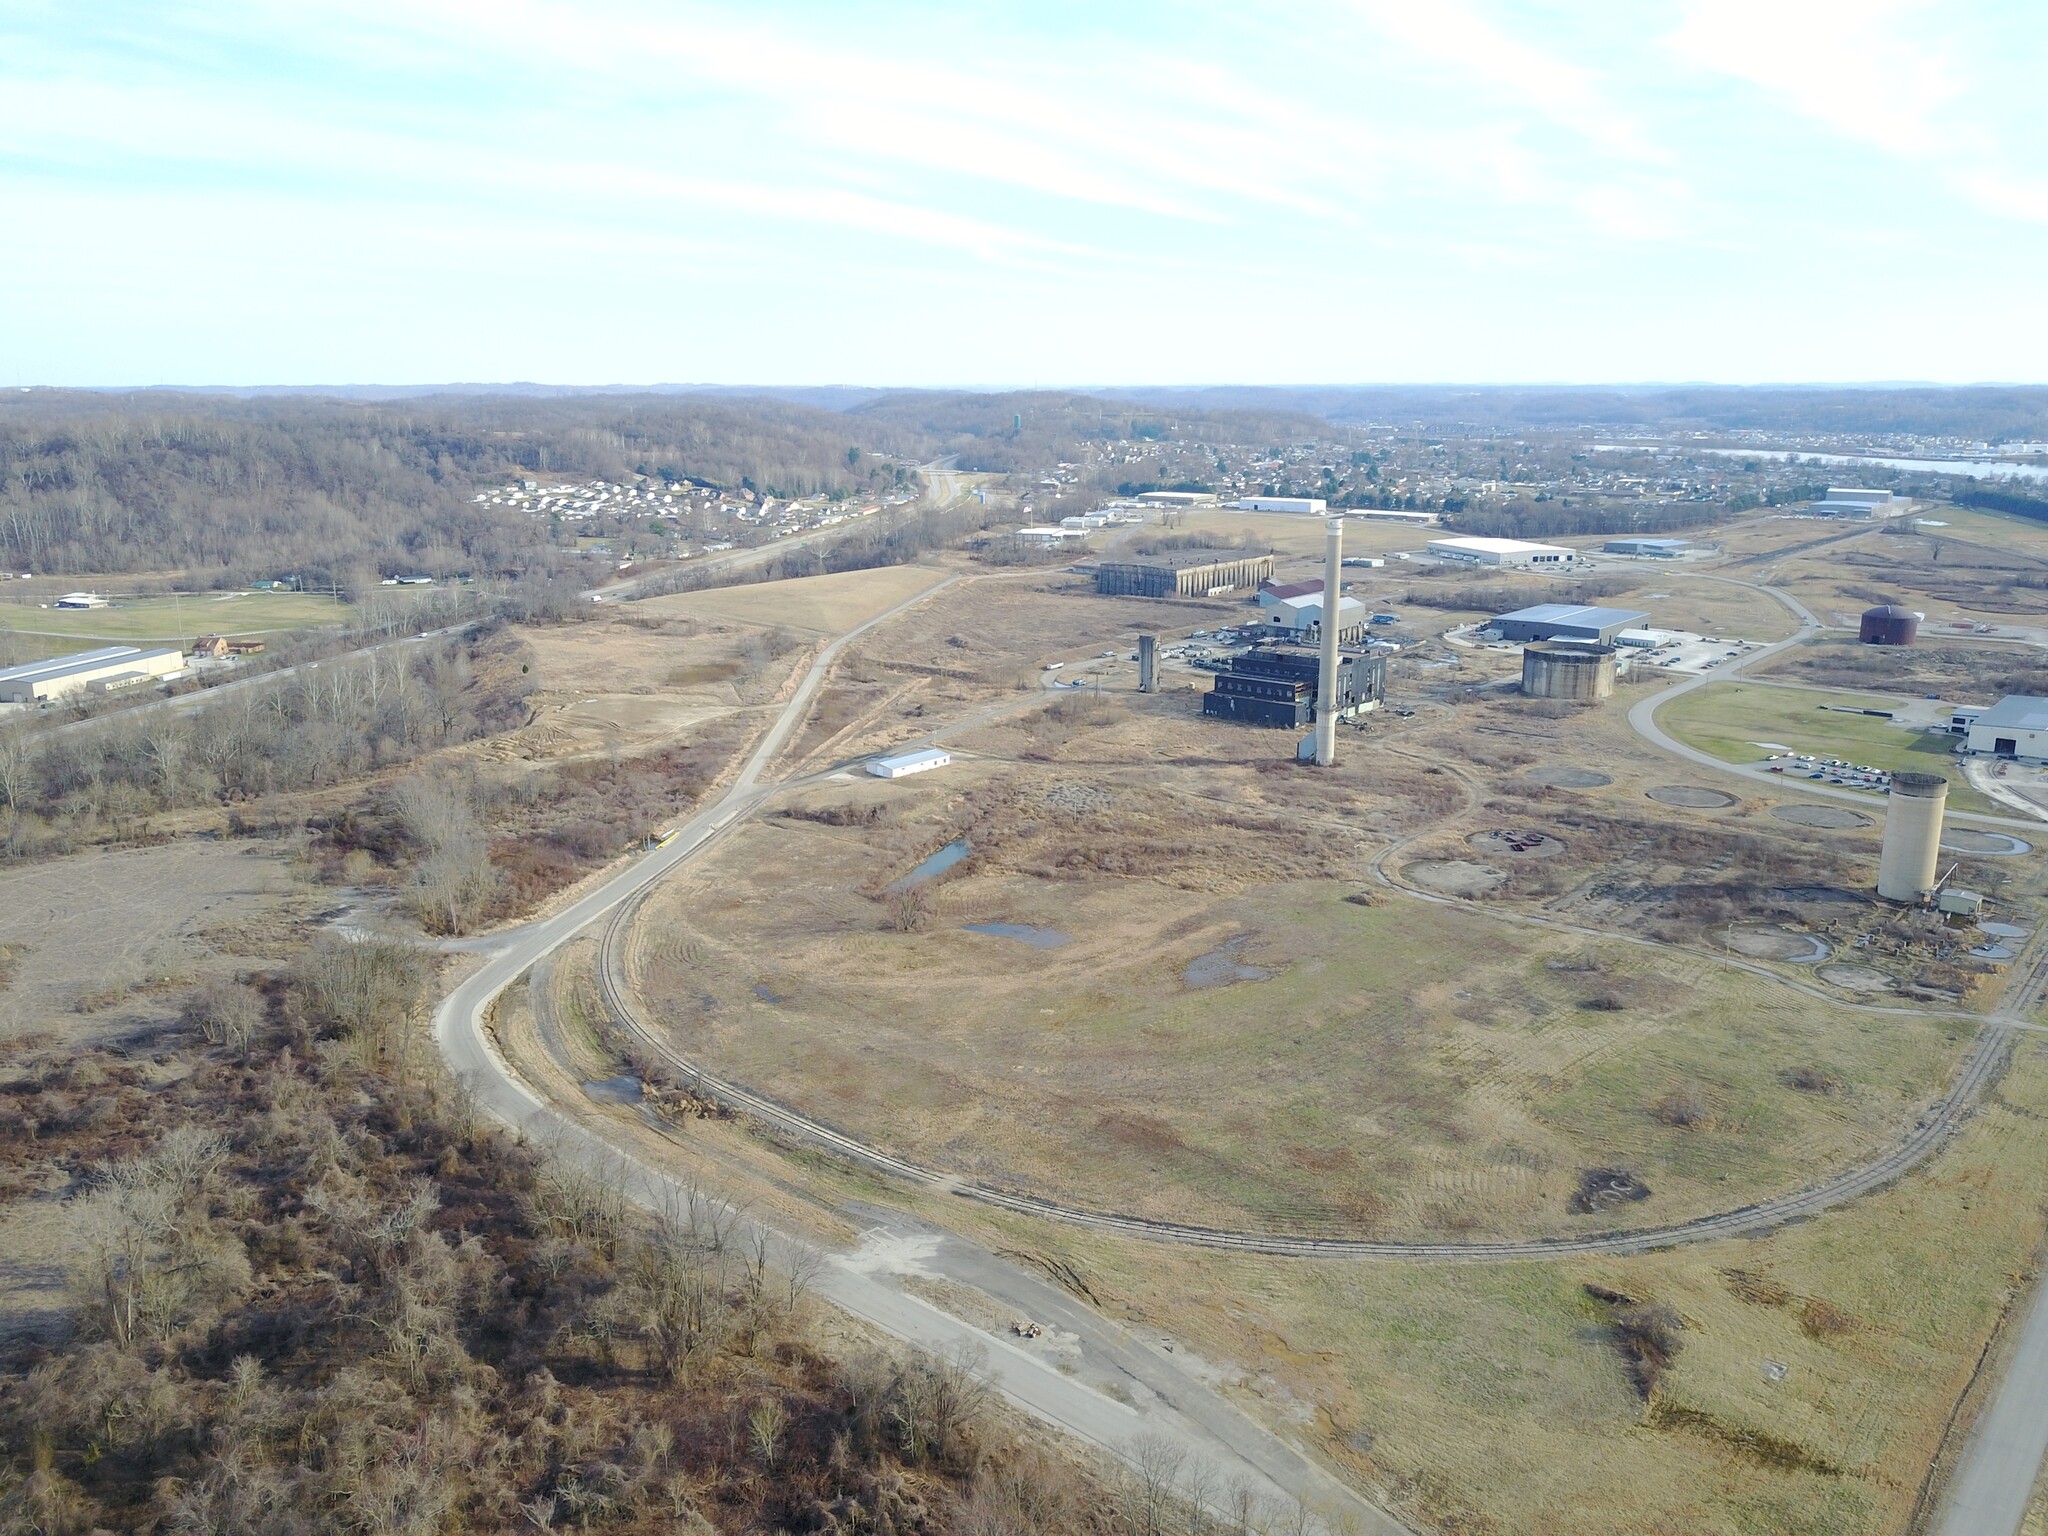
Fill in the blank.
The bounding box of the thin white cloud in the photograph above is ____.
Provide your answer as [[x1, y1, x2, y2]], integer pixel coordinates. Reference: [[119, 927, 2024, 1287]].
[[1347, 0, 1663, 162], [1666, 0, 1963, 157], [1666, 0, 2048, 226]]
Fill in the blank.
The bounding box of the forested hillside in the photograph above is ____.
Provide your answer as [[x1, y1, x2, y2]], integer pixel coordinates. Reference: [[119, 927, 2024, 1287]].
[[848, 390, 1333, 474], [0, 394, 912, 579]]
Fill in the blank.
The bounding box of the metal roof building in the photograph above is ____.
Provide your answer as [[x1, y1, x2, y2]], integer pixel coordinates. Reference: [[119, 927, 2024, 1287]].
[[1092, 552, 1277, 598], [867, 747, 952, 779], [0, 645, 186, 704], [1603, 537, 1691, 557], [1491, 603, 1651, 644], [1964, 696, 2048, 760], [1426, 535, 1575, 568]]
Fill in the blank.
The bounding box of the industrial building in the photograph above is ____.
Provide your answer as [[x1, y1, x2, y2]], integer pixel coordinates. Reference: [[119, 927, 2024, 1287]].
[[1816, 487, 1903, 517], [1012, 525, 1089, 548], [1521, 641, 1617, 700], [1426, 535, 1576, 568], [867, 748, 951, 779], [1355, 509, 1437, 526], [54, 592, 108, 610], [0, 645, 186, 704], [1232, 497, 1327, 514], [1201, 644, 1384, 728], [1491, 603, 1650, 644], [1859, 604, 1919, 645], [1135, 490, 1216, 507], [1092, 552, 1276, 598], [1603, 537, 1691, 557], [1963, 696, 2048, 759], [1878, 773, 1948, 902], [1263, 592, 1368, 643]]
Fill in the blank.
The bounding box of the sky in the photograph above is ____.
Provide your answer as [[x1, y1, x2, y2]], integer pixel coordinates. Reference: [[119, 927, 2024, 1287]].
[[4, 0, 2046, 387]]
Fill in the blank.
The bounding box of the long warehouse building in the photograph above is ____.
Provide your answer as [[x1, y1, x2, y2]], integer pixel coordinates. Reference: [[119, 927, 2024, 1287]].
[[1092, 552, 1276, 597], [0, 645, 187, 704]]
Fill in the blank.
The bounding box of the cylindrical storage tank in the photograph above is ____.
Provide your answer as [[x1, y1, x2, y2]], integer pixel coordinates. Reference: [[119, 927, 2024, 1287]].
[[1877, 771, 1948, 901], [1521, 641, 1617, 701], [1860, 604, 1919, 645]]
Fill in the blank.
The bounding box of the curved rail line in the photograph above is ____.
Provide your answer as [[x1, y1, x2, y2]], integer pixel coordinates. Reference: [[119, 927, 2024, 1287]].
[[596, 869, 2029, 1262]]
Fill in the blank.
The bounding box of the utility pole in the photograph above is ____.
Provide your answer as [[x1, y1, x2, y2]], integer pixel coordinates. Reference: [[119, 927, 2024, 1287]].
[[1315, 515, 1343, 768]]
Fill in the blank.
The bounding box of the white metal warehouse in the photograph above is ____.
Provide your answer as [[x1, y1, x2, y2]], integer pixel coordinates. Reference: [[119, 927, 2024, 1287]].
[[867, 748, 951, 779], [1964, 696, 2048, 760], [0, 645, 187, 704], [1425, 535, 1576, 569]]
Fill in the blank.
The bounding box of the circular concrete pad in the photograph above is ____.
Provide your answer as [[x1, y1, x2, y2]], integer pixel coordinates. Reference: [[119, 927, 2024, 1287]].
[[1647, 785, 1739, 809], [1771, 804, 1873, 829], [1942, 830, 2032, 856], [1405, 860, 1506, 896], [1723, 926, 1830, 963], [1522, 766, 1612, 788], [1817, 963, 1895, 993]]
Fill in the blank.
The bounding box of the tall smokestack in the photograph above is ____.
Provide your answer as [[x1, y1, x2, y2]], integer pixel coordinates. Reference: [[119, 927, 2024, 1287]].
[[1138, 633, 1157, 693], [1315, 515, 1343, 767]]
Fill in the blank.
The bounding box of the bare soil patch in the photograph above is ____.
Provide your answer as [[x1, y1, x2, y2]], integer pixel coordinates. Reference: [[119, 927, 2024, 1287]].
[[1816, 963, 1895, 993], [1771, 804, 1872, 829], [1405, 859, 1508, 895]]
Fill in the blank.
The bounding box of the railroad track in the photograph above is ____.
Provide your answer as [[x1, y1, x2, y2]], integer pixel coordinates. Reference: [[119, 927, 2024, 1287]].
[[595, 859, 2022, 1263]]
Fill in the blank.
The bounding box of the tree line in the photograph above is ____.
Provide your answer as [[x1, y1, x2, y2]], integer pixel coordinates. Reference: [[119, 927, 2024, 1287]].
[[0, 393, 917, 579]]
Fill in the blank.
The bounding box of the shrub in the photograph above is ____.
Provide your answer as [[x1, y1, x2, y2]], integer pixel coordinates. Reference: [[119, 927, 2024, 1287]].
[[1653, 1085, 1711, 1128]]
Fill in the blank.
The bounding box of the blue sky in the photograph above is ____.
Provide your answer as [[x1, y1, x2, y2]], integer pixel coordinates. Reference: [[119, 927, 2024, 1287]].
[[4, 0, 2045, 386]]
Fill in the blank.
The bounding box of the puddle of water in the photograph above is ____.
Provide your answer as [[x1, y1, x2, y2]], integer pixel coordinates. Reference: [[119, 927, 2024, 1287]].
[[752, 982, 788, 1004], [1981, 922, 2028, 939], [963, 922, 1071, 948], [584, 1075, 644, 1104], [1185, 937, 1271, 988], [889, 838, 969, 891]]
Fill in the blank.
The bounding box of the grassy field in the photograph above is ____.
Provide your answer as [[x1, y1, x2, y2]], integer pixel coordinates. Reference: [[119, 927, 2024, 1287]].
[[638, 562, 953, 635], [633, 781, 1969, 1241], [1658, 680, 1996, 813], [1000, 1033, 2048, 1536], [0, 589, 360, 650]]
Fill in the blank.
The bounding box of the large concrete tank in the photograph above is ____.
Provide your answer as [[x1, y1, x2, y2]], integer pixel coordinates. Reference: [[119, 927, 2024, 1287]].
[[1877, 771, 1948, 901], [1860, 604, 1919, 645], [1137, 633, 1157, 693], [1521, 641, 1617, 701]]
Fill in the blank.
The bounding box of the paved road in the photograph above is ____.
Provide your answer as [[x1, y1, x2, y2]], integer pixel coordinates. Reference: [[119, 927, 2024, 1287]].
[[1618, 567, 2048, 1536], [1625, 575, 2047, 832], [14, 621, 476, 742], [431, 576, 1404, 1530]]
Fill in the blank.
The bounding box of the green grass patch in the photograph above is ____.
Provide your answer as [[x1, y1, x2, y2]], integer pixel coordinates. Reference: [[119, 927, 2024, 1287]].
[[1659, 680, 1993, 813], [0, 590, 366, 647]]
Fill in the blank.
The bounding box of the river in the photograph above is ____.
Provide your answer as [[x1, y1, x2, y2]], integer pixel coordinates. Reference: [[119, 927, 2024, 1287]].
[[1693, 447, 2048, 483]]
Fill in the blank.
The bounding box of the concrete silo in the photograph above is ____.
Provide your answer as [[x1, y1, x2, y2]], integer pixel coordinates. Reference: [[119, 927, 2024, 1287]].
[[1860, 604, 1919, 646], [1877, 772, 1948, 902], [1521, 641, 1617, 701]]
